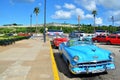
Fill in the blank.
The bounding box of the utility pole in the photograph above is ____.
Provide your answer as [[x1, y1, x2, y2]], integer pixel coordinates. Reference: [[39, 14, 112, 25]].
[[78, 15, 80, 27], [30, 14, 32, 27], [78, 15, 81, 31], [111, 16, 114, 26], [43, 0, 46, 43]]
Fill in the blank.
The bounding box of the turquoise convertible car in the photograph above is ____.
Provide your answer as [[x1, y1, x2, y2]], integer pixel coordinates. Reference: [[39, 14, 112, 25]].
[[59, 37, 115, 74]]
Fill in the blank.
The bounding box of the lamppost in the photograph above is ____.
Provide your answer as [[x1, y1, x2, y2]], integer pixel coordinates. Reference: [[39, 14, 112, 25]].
[[43, 0, 46, 43], [78, 15, 80, 27], [111, 16, 114, 26], [30, 14, 32, 27]]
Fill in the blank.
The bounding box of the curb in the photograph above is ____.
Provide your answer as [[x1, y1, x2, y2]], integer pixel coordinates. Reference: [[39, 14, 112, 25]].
[[49, 41, 60, 80]]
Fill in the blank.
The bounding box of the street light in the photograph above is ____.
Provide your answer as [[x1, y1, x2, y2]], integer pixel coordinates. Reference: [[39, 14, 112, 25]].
[[30, 14, 32, 27], [111, 16, 114, 26], [43, 0, 46, 43], [78, 15, 80, 27]]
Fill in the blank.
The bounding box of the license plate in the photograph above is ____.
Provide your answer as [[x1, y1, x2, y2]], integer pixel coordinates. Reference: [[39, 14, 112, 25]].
[[92, 69, 105, 73]]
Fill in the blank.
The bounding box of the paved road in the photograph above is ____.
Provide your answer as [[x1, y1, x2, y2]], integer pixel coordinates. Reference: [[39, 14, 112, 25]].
[[0, 36, 54, 80], [52, 43, 120, 80]]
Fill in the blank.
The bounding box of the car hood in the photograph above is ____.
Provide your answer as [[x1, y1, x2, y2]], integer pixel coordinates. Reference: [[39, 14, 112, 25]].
[[58, 38, 68, 41], [66, 44, 111, 62]]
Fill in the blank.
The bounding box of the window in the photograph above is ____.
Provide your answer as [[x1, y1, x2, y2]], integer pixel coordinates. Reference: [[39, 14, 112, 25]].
[[101, 36, 106, 38], [108, 36, 116, 38], [118, 36, 120, 39]]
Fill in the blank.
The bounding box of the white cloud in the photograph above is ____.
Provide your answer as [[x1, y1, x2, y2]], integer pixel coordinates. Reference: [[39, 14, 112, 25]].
[[85, 14, 93, 19], [71, 8, 84, 18], [74, 0, 120, 10], [109, 10, 120, 17], [74, 0, 96, 11], [71, 8, 93, 19], [55, 5, 61, 9], [115, 21, 120, 25], [64, 3, 76, 10], [108, 10, 120, 21], [51, 10, 72, 19], [98, 0, 120, 10], [95, 17, 103, 25], [51, 3, 93, 20]]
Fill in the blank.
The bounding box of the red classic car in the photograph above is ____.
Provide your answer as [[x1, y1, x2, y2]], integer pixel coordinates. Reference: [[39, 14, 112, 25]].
[[92, 35, 107, 43], [52, 35, 68, 48], [106, 34, 120, 45]]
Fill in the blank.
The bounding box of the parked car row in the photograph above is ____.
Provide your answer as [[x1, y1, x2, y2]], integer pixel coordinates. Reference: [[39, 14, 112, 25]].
[[69, 31, 86, 38], [92, 34, 120, 45], [51, 30, 86, 48], [94, 30, 109, 36], [50, 30, 115, 75], [18, 32, 32, 37], [47, 30, 63, 36], [58, 37, 115, 74]]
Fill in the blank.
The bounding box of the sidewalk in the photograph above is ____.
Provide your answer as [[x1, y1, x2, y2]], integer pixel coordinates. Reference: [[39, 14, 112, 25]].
[[0, 36, 54, 80]]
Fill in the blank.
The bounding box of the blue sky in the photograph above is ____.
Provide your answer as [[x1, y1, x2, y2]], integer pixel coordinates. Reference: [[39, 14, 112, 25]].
[[0, 0, 120, 26]]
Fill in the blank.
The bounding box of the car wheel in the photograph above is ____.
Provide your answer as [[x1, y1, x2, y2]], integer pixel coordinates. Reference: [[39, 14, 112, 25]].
[[52, 42, 57, 49], [106, 41, 111, 45], [53, 45, 57, 49], [59, 50, 63, 58], [103, 70, 108, 74]]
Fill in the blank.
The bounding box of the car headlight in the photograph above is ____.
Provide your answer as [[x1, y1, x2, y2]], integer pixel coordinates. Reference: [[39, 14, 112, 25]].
[[109, 53, 115, 59], [73, 56, 79, 62]]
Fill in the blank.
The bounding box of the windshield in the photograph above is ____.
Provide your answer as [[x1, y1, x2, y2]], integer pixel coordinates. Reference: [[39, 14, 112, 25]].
[[53, 34, 66, 38], [68, 38, 93, 46]]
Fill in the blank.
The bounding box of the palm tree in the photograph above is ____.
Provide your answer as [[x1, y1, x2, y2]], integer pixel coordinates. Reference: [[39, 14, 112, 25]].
[[92, 10, 97, 32], [33, 7, 39, 33]]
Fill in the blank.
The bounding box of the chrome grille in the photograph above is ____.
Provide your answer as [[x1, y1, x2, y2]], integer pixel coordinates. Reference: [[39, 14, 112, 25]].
[[77, 60, 112, 67]]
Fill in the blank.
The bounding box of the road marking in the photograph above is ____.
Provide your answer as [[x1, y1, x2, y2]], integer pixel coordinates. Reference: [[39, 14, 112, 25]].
[[49, 41, 60, 80]]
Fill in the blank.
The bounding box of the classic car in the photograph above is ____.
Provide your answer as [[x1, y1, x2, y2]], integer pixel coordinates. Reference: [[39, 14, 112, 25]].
[[94, 30, 109, 36], [69, 31, 86, 38], [92, 35, 107, 43], [52, 35, 68, 48], [59, 37, 115, 74], [47, 30, 63, 36], [106, 34, 120, 45]]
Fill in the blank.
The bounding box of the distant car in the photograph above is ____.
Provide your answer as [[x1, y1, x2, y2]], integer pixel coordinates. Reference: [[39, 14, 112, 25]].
[[69, 31, 85, 38], [94, 30, 109, 36], [52, 35, 68, 48], [112, 31, 120, 35], [59, 37, 115, 74], [47, 30, 63, 36], [6, 33, 13, 36], [106, 34, 120, 45], [92, 35, 107, 43]]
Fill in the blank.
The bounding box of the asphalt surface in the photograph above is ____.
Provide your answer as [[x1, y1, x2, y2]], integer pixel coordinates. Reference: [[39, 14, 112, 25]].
[[52, 43, 120, 80], [0, 36, 54, 80]]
